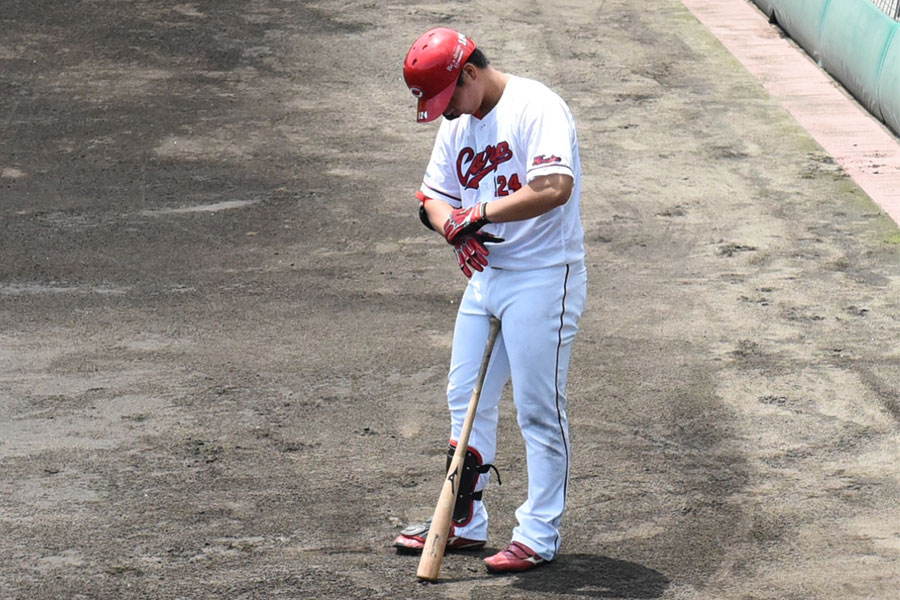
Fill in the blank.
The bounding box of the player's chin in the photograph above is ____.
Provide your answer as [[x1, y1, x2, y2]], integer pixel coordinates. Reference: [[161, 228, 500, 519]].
[[443, 111, 460, 121]]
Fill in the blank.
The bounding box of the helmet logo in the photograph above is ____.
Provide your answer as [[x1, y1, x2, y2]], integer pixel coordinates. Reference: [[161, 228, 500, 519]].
[[447, 34, 469, 71], [410, 86, 424, 98]]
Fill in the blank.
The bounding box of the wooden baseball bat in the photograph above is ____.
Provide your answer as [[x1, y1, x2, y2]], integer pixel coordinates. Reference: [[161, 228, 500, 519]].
[[417, 316, 501, 582]]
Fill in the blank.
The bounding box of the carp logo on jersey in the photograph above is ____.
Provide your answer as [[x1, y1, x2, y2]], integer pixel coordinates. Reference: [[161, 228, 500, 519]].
[[457, 142, 513, 190]]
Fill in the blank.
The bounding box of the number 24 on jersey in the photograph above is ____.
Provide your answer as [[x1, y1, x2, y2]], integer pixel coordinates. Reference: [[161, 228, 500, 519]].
[[495, 173, 522, 197]]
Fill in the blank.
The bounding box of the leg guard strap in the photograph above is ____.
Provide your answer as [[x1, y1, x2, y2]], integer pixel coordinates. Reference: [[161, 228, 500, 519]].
[[446, 444, 501, 526]]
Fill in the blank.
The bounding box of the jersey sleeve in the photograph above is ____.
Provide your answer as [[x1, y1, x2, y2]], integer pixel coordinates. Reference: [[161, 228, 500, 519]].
[[520, 93, 576, 184], [420, 120, 463, 208]]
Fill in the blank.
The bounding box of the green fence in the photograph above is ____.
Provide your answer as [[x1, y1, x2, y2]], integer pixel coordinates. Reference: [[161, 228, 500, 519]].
[[751, 0, 900, 136]]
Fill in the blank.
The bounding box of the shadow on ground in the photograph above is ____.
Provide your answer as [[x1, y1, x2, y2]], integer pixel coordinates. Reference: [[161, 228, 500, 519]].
[[512, 554, 669, 598]]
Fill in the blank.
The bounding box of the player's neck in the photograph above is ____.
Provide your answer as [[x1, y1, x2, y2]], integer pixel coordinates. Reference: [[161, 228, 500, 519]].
[[474, 68, 509, 120]]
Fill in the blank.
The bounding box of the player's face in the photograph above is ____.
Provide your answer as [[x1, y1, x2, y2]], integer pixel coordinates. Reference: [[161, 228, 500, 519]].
[[442, 68, 480, 120]]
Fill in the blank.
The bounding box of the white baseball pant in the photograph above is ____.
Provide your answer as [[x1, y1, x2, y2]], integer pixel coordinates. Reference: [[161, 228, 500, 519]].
[[446, 260, 587, 560]]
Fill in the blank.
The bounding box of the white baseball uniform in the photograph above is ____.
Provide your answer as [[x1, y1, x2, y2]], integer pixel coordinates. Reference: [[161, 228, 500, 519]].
[[420, 75, 587, 560]]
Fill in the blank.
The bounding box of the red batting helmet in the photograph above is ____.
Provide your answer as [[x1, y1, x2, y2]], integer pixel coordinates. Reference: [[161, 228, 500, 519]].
[[403, 28, 476, 123]]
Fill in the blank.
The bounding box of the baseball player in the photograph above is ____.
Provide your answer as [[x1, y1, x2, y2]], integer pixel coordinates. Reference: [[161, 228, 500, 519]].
[[393, 27, 587, 573]]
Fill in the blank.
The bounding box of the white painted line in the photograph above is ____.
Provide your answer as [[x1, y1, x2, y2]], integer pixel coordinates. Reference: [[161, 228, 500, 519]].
[[141, 199, 260, 216]]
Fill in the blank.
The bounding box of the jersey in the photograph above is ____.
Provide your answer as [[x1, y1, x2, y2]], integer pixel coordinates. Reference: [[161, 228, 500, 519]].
[[420, 75, 585, 271]]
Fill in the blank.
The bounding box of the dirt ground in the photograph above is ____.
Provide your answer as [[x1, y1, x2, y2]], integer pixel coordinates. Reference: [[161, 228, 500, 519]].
[[2, 1, 899, 598]]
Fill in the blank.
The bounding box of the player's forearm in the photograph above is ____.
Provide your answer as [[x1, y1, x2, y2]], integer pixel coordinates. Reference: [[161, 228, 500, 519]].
[[423, 198, 454, 231], [483, 174, 573, 223]]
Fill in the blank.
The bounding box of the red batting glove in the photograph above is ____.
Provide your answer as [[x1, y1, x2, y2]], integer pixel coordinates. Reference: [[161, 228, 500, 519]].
[[453, 232, 504, 278], [443, 202, 490, 244]]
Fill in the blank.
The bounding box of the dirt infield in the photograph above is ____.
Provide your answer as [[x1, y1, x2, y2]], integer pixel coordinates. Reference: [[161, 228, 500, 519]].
[[2, 1, 899, 598]]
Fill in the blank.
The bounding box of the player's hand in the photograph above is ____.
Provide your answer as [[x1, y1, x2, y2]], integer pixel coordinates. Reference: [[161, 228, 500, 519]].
[[453, 232, 504, 278], [443, 202, 490, 244]]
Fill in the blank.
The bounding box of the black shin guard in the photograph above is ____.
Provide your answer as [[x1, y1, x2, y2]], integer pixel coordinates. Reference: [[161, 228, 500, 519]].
[[446, 444, 500, 526]]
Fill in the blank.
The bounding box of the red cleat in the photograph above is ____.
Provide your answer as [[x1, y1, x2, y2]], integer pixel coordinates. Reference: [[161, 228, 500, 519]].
[[392, 518, 485, 554], [484, 541, 546, 573]]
